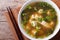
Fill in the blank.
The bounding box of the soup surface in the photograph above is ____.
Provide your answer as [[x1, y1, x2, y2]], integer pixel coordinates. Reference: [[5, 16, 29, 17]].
[[21, 2, 57, 38]]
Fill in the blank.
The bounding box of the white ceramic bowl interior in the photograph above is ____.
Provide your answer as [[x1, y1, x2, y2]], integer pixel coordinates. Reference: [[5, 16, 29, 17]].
[[18, 0, 60, 40]]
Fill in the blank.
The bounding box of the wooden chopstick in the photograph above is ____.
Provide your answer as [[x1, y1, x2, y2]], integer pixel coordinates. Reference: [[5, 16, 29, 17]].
[[7, 7, 24, 40]]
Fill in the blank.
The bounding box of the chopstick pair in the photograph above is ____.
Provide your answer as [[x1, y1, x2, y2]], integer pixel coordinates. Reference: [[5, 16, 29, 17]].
[[7, 7, 24, 40]]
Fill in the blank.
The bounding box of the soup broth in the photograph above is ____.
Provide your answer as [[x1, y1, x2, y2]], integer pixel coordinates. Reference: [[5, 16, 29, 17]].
[[21, 2, 57, 38]]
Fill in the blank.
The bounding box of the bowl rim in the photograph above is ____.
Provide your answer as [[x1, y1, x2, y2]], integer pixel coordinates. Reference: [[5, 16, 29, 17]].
[[18, 0, 60, 40]]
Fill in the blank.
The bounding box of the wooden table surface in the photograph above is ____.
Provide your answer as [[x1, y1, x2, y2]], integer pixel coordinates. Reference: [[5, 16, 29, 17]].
[[0, 0, 26, 40], [0, 0, 60, 40]]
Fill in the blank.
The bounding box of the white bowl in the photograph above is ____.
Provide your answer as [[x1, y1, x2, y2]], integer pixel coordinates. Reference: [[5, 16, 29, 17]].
[[18, 0, 60, 40]]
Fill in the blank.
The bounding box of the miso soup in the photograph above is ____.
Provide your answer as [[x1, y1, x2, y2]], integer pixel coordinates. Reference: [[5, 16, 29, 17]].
[[21, 2, 57, 38]]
